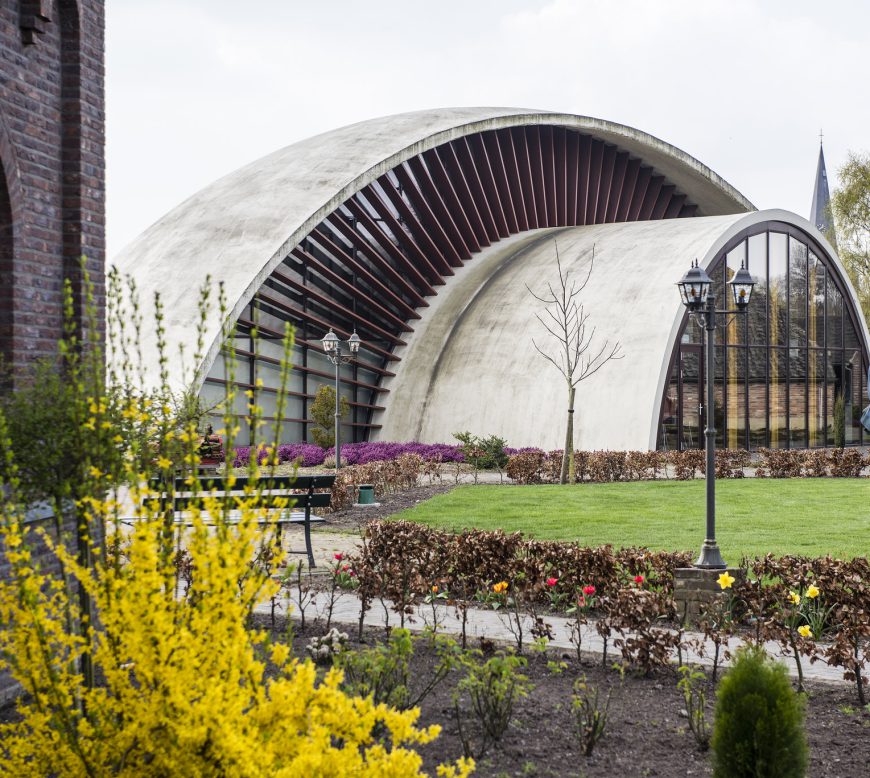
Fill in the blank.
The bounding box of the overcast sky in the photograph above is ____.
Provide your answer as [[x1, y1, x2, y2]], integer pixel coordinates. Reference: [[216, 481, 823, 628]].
[[105, 0, 870, 259]]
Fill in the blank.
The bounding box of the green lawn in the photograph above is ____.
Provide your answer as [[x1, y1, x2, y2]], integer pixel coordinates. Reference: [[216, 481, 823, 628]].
[[392, 480, 870, 560]]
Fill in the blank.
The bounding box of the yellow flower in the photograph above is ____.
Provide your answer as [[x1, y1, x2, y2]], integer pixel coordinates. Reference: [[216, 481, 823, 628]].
[[431, 585, 439, 593], [156, 456, 172, 470], [788, 591, 801, 605], [797, 625, 812, 638], [717, 572, 735, 590], [806, 584, 820, 599], [270, 643, 291, 666], [492, 581, 508, 595]]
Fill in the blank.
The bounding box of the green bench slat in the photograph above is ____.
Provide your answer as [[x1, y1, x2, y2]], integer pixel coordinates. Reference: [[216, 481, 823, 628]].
[[145, 492, 333, 512], [149, 475, 336, 491], [140, 473, 335, 568]]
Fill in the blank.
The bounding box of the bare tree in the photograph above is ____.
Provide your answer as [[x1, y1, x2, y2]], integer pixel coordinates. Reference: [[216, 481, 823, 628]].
[[528, 243, 623, 484]]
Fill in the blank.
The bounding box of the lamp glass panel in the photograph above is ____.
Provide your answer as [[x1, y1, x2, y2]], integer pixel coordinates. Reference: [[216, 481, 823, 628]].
[[726, 242, 746, 311]]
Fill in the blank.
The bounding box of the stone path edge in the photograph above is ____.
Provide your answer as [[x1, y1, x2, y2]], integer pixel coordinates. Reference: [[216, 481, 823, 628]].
[[256, 590, 850, 687]]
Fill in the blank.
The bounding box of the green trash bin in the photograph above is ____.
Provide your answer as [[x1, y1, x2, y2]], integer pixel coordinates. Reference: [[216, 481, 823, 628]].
[[357, 484, 375, 505]]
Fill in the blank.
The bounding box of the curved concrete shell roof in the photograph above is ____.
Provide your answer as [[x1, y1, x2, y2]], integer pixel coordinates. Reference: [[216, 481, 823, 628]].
[[111, 108, 755, 392], [374, 209, 869, 450]]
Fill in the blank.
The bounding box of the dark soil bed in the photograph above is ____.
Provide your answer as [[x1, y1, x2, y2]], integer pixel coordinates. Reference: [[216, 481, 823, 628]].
[[323, 483, 457, 532], [272, 616, 870, 778]]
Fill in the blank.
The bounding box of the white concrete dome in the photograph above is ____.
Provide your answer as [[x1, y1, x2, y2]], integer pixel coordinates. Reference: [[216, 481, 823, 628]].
[[112, 108, 869, 450]]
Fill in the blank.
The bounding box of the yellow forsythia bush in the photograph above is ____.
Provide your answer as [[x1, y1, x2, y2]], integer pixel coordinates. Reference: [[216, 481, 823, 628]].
[[0, 274, 471, 776], [0, 491, 472, 777]]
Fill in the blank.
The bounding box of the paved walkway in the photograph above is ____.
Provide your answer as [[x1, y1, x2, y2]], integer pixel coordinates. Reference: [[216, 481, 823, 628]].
[[258, 578, 849, 686]]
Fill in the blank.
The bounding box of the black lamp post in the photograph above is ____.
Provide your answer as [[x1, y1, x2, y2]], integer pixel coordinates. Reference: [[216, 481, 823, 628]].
[[677, 260, 755, 568], [321, 328, 361, 470]]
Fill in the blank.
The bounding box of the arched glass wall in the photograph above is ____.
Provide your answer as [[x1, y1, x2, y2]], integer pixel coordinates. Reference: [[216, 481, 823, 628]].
[[660, 223, 868, 451]]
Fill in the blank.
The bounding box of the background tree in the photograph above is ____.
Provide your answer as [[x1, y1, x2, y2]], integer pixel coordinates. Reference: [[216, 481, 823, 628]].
[[528, 243, 623, 484], [310, 384, 350, 450], [831, 151, 870, 322]]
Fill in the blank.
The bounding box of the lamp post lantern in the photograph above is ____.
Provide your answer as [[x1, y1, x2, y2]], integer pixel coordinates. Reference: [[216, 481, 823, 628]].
[[320, 328, 361, 470], [677, 260, 755, 569]]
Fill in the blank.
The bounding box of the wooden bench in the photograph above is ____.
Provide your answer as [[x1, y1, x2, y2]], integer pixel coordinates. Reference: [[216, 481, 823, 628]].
[[144, 474, 335, 568]]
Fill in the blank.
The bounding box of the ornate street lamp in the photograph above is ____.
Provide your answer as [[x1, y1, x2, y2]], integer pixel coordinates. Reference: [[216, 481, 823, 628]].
[[320, 328, 361, 470], [677, 260, 755, 568]]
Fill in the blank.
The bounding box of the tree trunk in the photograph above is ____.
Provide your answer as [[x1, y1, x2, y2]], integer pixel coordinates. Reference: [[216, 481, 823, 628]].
[[560, 385, 576, 485]]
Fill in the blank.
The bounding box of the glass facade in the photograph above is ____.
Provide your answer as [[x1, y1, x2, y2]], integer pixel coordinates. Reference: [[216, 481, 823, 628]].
[[202, 268, 388, 447], [659, 225, 868, 451]]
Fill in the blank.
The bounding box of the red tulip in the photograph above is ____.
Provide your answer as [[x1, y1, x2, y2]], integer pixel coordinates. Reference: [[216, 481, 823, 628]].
[[634, 575, 645, 585], [583, 585, 596, 596], [546, 577, 558, 587]]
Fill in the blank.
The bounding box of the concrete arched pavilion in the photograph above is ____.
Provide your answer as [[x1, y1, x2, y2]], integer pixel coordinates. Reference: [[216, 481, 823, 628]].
[[112, 109, 869, 450]]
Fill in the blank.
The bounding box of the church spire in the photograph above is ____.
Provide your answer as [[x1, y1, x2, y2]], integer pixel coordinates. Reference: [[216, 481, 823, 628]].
[[810, 134, 835, 244]]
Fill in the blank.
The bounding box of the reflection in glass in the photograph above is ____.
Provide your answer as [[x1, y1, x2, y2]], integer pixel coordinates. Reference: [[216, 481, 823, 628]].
[[726, 347, 746, 448], [846, 350, 862, 444], [714, 346, 725, 448], [769, 348, 786, 447], [809, 251, 825, 348], [711, 260, 725, 345], [827, 351, 845, 446], [682, 315, 702, 344], [747, 233, 767, 346], [662, 358, 679, 451], [828, 284, 843, 349], [748, 347, 767, 448], [809, 349, 827, 447], [726, 242, 746, 344], [769, 233, 788, 347], [664, 228, 866, 451], [789, 347, 807, 448], [747, 233, 766, 275], [789, 238, 807, 349], [680, 349, 700, 449]]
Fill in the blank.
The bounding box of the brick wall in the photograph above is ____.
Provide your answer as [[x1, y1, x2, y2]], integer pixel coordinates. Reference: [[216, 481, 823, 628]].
[[0, 0, 105, 705], [0, 0, 105, 376]]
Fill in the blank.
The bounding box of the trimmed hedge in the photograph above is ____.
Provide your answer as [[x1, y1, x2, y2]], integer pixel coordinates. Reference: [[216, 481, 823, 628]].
[[506, 448, 869, 483]]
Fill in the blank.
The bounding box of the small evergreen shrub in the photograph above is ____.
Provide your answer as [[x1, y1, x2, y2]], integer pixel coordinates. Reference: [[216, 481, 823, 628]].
[[309, 384, 349, 449], [453, 431, 509, 471], [711, 645, 808, 778]]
